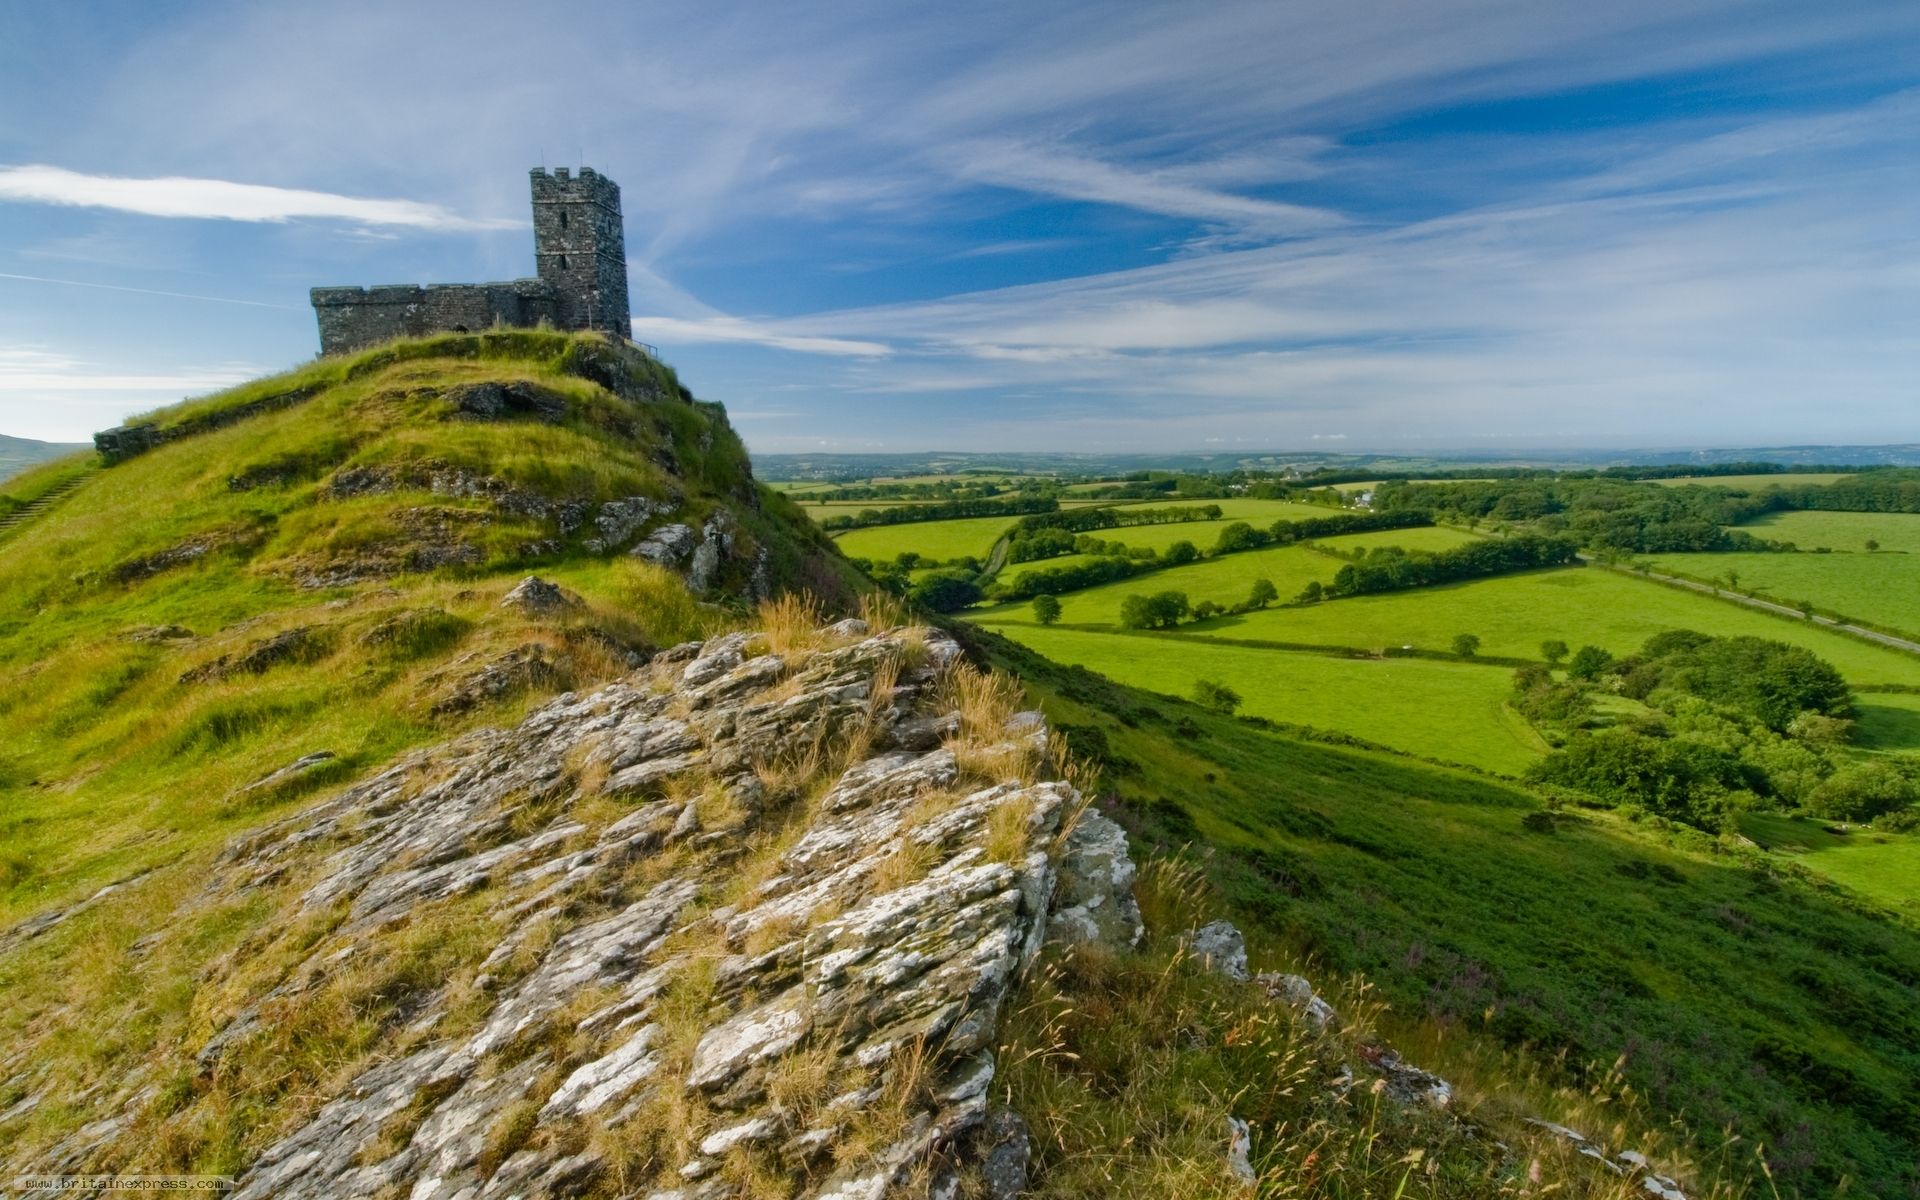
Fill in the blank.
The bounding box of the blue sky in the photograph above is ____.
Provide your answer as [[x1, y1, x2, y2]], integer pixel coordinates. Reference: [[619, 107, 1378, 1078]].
[[1, 1, 1916, 452]]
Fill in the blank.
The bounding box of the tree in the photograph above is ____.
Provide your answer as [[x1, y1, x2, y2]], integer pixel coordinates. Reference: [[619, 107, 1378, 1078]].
[[1866, 538, 1881, 552], [1031, 594, 1062, 625], [1191, 678, 1242, 715], [1295, 580, 1323, 604], [1541, 639, 1569, 666], [909, 571, 981, 613], [1452, 633, 1481, 659], [1248, 578, 1278, 609], [1192, 600, 1222, 621], [1163, 540, 1199, 566], [1567, 644, 1613, 680], [1146, 590, 1191, 628], [1725, 570, 1741, 592], [1806, 761, 1919, 822]]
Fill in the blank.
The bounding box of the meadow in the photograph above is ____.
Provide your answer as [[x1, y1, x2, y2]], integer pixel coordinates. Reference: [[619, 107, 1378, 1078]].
[[1651, 472, 1854, 489], [1648, 548, 1920, 640], [1201, 566, 1920, 688], [974, 622, 1541, 772], [831, 512, 1026, 562], [987, 543, 1339, 622], [1738, 811, 1920, 921]]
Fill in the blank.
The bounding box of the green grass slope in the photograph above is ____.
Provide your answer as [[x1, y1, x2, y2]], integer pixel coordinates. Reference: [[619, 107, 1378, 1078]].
[[0, 330, 857, 930], [970, 626, 1920, 1198]]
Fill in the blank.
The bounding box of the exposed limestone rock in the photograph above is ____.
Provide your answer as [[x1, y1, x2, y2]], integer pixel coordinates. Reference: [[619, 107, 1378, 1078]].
[[978, 1107, 1032, 1199], [1045, 808, 1143, 950], [1525, 1120, 1689, 1198], [500, 574, 581, 615], [633, 521, 697, 566], [1186, 919, 1251, 982], [1361, 1045, 1453, 1109], [447, 379, 567, 421], [688, 512, 735, 595], [11, 622, 1083, 1198], [229, 751, 337, 799], [586, 495, 665, 553], [1256, 971, 1338, 1032], [179, 625, 332, 684], [1226, 1114, 1256, 1185]]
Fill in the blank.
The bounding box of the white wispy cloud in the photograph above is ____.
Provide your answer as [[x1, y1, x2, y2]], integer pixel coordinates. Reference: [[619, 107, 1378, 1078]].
[[629, 315, 889, 358], [938, 139, 1346, 236], [0, 165, 519, 230], [0, 346, 260, 392]]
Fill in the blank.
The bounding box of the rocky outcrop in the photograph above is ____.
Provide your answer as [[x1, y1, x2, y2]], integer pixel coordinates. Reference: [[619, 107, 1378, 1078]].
[[6, 621, 1085, 1199]]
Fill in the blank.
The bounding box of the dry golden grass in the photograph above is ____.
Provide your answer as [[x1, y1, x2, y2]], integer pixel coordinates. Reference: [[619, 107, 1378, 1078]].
[[857, 590, 911, 633], [756, 591, 829, 656], [982, 794, 1037, 864], [869, 836, 942, 893], [937, 662, 1025, 745]]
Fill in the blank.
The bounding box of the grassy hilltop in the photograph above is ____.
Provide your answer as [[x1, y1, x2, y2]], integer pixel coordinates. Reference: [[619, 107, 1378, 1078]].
[[0, 330, 855, 927]]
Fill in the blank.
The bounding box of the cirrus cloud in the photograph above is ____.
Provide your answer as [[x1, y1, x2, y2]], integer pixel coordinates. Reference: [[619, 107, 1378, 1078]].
[[0, 165, 520, 231]]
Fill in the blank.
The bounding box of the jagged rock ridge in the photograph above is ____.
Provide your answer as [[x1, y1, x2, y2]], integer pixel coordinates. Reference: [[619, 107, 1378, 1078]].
[[8, 620, 1127, 1199]]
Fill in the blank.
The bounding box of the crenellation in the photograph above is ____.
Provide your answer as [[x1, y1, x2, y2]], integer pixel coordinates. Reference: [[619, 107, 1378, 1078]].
[[311, 168, 632, 355]]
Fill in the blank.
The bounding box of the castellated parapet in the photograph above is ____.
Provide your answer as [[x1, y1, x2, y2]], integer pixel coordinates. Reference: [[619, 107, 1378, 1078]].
[[311, 168, 632, 356]]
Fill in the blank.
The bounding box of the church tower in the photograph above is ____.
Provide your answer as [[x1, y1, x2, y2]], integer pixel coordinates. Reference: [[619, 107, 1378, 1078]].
[[530, 167, 631, 340]]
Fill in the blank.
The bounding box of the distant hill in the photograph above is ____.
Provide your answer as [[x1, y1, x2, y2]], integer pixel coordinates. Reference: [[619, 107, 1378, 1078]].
[[755, 445, 1920, 482], [0, 432, 89, 480]]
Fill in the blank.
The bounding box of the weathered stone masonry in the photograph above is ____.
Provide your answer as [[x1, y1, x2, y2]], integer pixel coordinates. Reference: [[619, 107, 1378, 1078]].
[[310, 167, 633, 356]]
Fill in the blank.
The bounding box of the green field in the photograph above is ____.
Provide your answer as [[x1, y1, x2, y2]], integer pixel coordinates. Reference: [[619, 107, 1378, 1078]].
[[1647, 549, 1920, 640], [1856, 691, 1920, 753], [831, 513, 1024, 562], [986, 543, 1339, 622], [1193, 567, 1920, 689], [990, 527, 1483, 617], [1057, 501, 1423, 556], [1726, 508, 1920, 553], [1651, 472, 1854, 489], [974, 560, 1920, 776], [1738, 811, 1920, 920], [980, 623, 1540, 772]]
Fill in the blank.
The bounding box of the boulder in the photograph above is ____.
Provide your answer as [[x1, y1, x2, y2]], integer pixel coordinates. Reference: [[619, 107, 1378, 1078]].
[[1046, 809, 1143, 951], [632, 522, 697, 566], [500, 574, 581, 616], [1186, 920, 1250, 982]]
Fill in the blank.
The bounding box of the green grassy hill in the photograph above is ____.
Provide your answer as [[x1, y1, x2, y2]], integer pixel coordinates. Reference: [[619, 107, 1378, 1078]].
[[973, 626, 1920, 1198], [0, 330, 856, 930]]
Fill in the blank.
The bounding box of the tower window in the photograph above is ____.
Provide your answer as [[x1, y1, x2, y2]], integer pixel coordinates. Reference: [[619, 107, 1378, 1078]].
[[559, 210, 568, 229], [557, 254, 568, 270]]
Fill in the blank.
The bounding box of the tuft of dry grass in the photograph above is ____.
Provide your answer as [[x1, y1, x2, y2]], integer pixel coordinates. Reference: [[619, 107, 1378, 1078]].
[[756, 592, 828, 656], [869, 836, 942, 893], [982, 794, 1038, 865], [857, 590, 911, 633], [936, 662, 1025, 746]]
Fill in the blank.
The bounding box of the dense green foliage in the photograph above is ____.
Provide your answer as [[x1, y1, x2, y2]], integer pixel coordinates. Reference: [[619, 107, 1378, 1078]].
[[1327, 535, 1579, 597], [1523, 633, 1910, 832]]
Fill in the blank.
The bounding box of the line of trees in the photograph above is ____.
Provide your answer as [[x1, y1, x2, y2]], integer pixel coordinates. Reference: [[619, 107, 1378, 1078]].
[[1325, 535, 1580, 597], [992, 509, 1440, 602], [816, 494, 1057, 531]]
